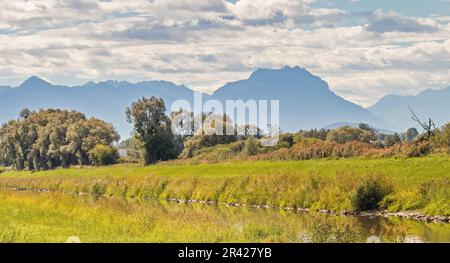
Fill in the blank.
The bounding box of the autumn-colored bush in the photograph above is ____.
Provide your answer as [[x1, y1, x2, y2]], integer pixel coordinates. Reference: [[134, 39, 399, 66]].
[[249, 139, 386, 161]]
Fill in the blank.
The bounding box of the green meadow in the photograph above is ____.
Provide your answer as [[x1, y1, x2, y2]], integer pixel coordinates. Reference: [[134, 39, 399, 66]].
[[1, 155, 449, 216]]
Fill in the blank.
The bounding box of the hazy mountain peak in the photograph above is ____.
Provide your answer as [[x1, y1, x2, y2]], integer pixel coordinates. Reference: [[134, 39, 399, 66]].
[[212, 66, 389, 132], [249, 66, 311, 80], [368, 84, 450, 131], [0, 86, 10, 95], [19, 76, 52, 88]]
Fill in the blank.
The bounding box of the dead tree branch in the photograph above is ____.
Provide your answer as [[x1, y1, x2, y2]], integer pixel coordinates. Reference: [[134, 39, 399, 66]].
[[408, 106, 436, 138]]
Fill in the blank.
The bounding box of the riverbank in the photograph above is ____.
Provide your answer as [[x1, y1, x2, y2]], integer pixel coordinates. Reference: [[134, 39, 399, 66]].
[[1, 189, 450, 243], [3, 186, 449, 223], [0, 156, 449, 217]]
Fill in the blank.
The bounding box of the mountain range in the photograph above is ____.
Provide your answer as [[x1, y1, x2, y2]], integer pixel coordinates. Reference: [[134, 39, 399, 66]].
[[0, 66, 447, 138], [368, 86, 450, 131]]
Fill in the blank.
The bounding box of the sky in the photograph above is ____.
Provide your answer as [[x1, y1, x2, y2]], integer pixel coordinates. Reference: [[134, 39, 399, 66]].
[[0, 0, 449, 107]]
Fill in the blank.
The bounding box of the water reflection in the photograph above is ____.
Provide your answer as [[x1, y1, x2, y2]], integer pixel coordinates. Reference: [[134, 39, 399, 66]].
[[106, 198, 450, 243]]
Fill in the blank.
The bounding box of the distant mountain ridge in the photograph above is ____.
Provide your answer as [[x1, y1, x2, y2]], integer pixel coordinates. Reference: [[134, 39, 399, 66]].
[[0, 67, 390, 138], [0, 77, 195, 138], [211, 66, 389, 132], [0, 86, 10, 95], [368, 86, 450, 131]]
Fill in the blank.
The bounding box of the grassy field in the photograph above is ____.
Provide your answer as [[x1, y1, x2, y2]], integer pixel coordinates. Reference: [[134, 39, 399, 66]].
[[0, 155, 449, 215]]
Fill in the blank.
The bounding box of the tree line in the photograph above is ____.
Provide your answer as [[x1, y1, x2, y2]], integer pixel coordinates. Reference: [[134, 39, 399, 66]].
[[1, 96, 448, 170], [0, 109, 119, 170]]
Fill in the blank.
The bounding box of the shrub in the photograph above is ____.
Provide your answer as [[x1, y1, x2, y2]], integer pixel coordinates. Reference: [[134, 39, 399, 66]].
[[89, 144, 120, 166], [431, 123, 450, 153], [120, 137, 143, 163], [297, 129, 329, 141], [242, 137, 259, 156], [384, 133, 401, 147], [402, 141, 431, 157], [352, 174, 393, 211], [188, 141, 245, 162], [327, 126, 376, 144]]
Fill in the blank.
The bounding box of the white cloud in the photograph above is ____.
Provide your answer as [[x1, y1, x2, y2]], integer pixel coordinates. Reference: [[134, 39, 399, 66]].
[[226, 0, 307, 20], [0, 0, 449, 107], [366, 9, 439, 33]]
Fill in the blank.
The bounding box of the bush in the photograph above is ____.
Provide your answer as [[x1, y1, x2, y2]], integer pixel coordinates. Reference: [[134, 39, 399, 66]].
[[384, 133, 401, 147], [242, 137, 259, 156], [120, 137, 143, 163], [352, 175, 393, 211], [89, 144, 120, 166], [431, 123, 450, 152], [327, 126, 376, 144], [188, 141, 245, 162], [402, 141, 431, 157]]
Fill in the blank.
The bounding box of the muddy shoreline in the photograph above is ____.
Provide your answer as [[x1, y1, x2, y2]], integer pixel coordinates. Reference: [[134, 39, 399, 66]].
[[3, 186, 450, 224]]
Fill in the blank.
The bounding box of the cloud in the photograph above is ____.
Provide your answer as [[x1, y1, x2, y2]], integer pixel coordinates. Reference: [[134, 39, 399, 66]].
[[0, 0, 449, 107], [366, 9, 439, 33], [226, 0, 347, 27], [226, 0, 307, 20]]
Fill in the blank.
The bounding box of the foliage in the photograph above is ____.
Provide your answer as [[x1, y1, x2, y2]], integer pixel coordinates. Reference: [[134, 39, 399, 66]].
[[119, 137, 143, 163], [0, 109, 119, 170], [242, 137, 259, 156], [326, 126, 376, 144], [384, 133, 401, 147], [352, 174, 394, 211], [297, 129, 329, 141], [89, 144, 120, 166], [126, 97, 178, 164], [188, 140, 246, 162], [358, 123, 374, 132], [406, 128, 419, 143], [430, 123, 450, 153], [179, 114, 238, 158], [177, 122, 450, 163]]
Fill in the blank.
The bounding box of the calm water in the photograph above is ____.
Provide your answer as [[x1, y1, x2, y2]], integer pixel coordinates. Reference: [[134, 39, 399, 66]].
[[132, 200, 450, 243]]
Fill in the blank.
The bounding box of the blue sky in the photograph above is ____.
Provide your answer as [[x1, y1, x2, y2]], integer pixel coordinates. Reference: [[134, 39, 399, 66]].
[[311, 0, 450, 17], [0, 0, 449, 106], [226, 0, 450, 17]]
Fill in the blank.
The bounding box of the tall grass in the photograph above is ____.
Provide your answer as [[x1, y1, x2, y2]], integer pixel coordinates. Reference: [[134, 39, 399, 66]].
[[1, 190, 449, 243], [1, 156, 449, 215]]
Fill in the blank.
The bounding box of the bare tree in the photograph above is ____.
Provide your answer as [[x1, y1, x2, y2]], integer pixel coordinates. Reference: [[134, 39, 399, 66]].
[[408, 106, 436, 139]]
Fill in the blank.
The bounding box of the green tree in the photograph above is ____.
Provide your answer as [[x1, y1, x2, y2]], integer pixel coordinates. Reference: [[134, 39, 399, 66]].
[[297, 129, 329, 141], [179, 113, 237, 158], [327, 126, 376, 144], [89, 144, 119, 166], [243, 137, 259, 156], [359, 123, 374, 132], [384, 133, 401, 147], [0, 109, 119, 170], [126, 97, 177, 165], [119, 137, 143, 162]]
